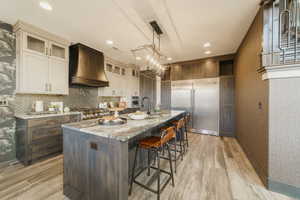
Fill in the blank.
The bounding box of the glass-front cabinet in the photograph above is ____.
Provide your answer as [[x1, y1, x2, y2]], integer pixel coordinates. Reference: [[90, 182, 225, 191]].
[[49, 41, 67, 61], [15, 21, 70, 95], [23, 33, 48, 56]]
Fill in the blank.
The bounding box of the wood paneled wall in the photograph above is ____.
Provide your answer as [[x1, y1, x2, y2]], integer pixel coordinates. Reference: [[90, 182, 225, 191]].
[[234, 8, 269, 186], [139, 74, 157, 106], [163, 54, 235, 81]]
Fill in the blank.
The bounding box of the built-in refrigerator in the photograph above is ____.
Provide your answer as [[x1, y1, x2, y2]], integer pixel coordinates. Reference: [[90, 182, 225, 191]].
[[171, 78, 220, 136]]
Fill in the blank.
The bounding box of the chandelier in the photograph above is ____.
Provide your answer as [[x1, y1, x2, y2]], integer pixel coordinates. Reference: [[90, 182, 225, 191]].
[[131, 21, 171, 75]]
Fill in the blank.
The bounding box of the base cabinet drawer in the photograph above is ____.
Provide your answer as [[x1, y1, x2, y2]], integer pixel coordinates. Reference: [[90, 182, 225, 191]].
[[16, 114, 80, 165], [31, 126, 62, 141]]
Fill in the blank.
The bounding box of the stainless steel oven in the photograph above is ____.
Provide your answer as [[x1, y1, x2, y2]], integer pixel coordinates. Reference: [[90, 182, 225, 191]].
[[131, 96, 140, 108]]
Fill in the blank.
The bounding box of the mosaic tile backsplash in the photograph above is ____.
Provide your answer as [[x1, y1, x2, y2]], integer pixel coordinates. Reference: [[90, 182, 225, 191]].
[[0, 21, 16, 162], [15, 87, 99, 114]]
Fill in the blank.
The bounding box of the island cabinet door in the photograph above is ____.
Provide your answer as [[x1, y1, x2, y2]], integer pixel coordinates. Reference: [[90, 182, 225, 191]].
[[86, 138, 129, 200], [63, 130, 129, 200]]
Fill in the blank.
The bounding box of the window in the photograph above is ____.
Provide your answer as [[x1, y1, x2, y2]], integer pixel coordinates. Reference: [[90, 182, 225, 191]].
[[121, 68, 126, 75], [106, 64, 113, 72], [114, 66, 121, 74]]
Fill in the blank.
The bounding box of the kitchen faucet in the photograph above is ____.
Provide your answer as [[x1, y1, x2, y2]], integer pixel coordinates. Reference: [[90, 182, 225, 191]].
[[141, 97, 151, 115]]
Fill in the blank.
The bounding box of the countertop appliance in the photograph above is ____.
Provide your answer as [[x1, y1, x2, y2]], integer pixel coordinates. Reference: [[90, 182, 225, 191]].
[[171, 78, 220, 136], [131, 96, 140, 108], [34, 101, 44, 112], [69, 43, 109, 87]]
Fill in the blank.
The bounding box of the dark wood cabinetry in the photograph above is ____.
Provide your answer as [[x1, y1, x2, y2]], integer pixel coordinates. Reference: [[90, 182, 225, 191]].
[[16, 114, 81, 165], [219, 76, 235, 136], [167, 54, 234, 81], [140, 72, 157, 105]]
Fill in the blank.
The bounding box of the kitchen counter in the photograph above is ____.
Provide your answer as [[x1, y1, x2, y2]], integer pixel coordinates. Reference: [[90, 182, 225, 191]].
[[15, 111, 81, 120], [62, 110, 185, 142], [62, 110, 186, 200]]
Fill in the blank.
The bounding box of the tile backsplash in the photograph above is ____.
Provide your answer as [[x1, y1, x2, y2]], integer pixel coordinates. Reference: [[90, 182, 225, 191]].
[[14, 87, 99, 114]]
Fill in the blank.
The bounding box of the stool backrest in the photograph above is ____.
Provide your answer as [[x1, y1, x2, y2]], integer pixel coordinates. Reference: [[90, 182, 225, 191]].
[[185, 113, 191, 123], [161, 127, 176, 145]]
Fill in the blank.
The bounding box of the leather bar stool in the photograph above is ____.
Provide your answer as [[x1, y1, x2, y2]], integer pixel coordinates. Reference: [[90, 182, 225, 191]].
[[129, 127, 175, 200], [169, 118, 186, 172], [183, 113, 191, 149]]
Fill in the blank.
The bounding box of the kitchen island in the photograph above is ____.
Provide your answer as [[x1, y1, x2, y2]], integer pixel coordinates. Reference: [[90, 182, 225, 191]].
[[62, 110, 186, 200]]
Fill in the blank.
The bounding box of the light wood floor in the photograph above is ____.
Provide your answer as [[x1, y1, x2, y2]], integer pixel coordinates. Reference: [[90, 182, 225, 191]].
[[0, 134, 294, 200]]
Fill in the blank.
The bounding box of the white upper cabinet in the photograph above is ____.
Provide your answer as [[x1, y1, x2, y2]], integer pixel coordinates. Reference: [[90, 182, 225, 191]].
[[98, 62, 140, 99], [21, 51, 49, 94], [14, 21, 70, 95]]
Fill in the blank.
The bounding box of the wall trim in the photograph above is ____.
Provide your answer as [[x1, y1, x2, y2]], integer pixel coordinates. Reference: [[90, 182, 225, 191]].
[[269, 179, 300, 199], [261, 64, 300, 80]]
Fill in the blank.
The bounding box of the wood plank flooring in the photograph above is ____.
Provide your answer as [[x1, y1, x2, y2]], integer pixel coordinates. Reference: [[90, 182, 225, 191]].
[[0, 134, 294, 200]]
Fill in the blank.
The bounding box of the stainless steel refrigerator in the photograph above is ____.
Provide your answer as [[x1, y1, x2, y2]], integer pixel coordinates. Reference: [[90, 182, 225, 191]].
[[171, 78, 220, 136]]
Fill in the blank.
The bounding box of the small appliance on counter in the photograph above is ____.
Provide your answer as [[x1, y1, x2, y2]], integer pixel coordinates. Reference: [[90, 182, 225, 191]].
[[34, 101, 44, 112], [131, 96, 140, 108]]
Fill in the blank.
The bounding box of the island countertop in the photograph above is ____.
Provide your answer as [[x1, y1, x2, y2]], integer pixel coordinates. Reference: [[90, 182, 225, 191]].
[[62, 110, 185, 142]]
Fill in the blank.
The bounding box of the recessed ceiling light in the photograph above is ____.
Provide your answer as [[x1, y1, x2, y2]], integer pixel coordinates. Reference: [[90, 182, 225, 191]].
[[136, 56, 142, 60], [39, 1, 52, 11], [106, 40, 113, 45], [203, 42, 211, 48], [205, 50, 211, 55], [167, 57, 172, 61]]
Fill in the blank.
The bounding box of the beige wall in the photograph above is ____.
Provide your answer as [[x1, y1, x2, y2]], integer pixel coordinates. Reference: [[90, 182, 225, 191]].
[[234, 8, 269, 185]]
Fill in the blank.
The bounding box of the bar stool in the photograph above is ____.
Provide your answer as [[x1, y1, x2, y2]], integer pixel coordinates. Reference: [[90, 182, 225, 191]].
[[183, 113, 191, 149], [169, 118, 186, 172], [129, 127, 175, 200]]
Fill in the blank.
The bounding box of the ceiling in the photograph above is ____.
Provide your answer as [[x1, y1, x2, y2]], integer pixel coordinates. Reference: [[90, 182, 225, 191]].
[[0, 0, 260, 65]]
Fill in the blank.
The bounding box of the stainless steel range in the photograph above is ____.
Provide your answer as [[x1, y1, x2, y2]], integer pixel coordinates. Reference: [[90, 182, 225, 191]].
[[71, 108, 111, 120]]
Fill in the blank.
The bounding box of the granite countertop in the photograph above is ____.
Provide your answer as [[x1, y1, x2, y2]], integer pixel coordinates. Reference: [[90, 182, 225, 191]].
[[15, 112, 82, 120], [62, 110, 185, 142]]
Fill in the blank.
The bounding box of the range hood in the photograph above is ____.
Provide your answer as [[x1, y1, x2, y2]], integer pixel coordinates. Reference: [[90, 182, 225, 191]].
[[69, 43, 109, 87]]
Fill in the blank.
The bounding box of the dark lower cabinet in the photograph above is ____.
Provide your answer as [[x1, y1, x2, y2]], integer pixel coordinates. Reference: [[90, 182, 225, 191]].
[[16, 114, 81, 165]]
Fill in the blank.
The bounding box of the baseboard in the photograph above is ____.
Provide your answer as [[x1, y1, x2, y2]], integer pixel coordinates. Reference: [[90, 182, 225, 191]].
[[269, 179, 300, 199]]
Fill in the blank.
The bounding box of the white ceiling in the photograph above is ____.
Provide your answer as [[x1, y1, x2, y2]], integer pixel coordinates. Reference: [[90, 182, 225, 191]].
[[0, 0, 260, 65]]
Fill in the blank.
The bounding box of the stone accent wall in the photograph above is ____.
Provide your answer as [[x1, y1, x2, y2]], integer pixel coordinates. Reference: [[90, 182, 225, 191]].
[[0, 21, 16, 162]]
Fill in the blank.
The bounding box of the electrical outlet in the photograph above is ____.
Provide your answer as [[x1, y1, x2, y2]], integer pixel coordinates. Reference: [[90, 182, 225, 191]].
[[0, 97, 9, 107]]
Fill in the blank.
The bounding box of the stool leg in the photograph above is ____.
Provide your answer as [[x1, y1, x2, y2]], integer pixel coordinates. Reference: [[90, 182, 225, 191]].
[[185, 125, 189, 148], [167, 143, 175, 186], [179, 130, 183, 161], [129, 145, 138, 195], [156, 149, 160, 200], [174, 137, 177, 173], [147, 149, 150, 176], [181, 128, 186, 154]]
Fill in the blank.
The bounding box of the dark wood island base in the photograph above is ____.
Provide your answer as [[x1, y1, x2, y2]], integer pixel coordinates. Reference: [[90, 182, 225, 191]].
[[62, 110, 185, 200]]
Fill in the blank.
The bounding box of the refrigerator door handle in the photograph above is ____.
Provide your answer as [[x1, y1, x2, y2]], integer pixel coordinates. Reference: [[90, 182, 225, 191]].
[[191, 89, 195, 128]]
